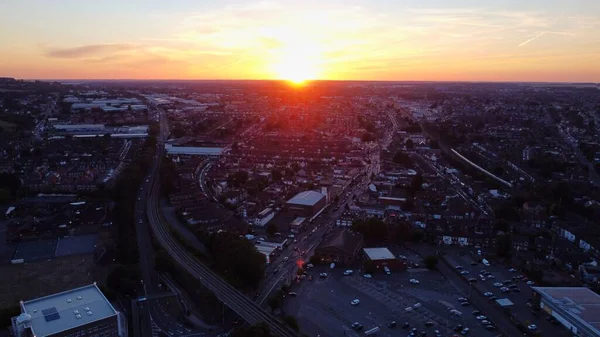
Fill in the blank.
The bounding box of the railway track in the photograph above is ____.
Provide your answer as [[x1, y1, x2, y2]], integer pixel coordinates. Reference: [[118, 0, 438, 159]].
[[146, 157, 297, 337]]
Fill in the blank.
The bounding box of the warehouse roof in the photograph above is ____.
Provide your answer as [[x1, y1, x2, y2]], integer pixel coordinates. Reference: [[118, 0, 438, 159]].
[[287, 190, 324, 206], [363, 247, 396, 261], [20, 283, 117, 337], [533, 286, 600, 334]]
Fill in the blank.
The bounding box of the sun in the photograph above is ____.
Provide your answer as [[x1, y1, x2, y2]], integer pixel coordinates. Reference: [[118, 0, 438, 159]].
[[271, 43, 323, 84]]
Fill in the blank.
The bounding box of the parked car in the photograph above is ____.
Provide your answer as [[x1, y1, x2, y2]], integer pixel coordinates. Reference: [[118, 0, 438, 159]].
[[410, 279, 420, 284], [363, 273, 372, 279], [343, 270, 354, 276], [484, 292, 493, 297], [387, 321, 397, 328], [351, 299, 360, 306]]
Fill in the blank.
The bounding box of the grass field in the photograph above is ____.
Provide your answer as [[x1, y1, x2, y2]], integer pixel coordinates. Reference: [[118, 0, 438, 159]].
[[0, 255, 107, 308]]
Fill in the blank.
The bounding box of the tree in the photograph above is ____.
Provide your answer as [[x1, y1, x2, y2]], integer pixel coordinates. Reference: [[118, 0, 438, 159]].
[[412, 229, 424, 243], [423, 255, 439, 270], [231, 323, 273, 337], [267, 295, 282, 310], [266, 222, 278, 237], [283, 315, 300, 331], [361, 132, 375, 142], [351, 217, 388, 242], [393, 150, 410, 164], [405, 138, 414, 149], [271, 169, 282, 181], [410, 173, 423, 193], [363, 260, 376, 274], [203, 231, 266, 289], [497, 234, 512, 258]]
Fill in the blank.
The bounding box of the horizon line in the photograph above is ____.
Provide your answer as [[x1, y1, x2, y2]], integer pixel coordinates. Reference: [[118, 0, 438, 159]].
[[9, 78, 600, 85]]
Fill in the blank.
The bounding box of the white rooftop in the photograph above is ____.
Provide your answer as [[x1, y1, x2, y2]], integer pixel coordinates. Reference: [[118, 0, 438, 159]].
[[20, 283, 117, 337], [363, 247, 396, 261], [287, 190, 324, 206]]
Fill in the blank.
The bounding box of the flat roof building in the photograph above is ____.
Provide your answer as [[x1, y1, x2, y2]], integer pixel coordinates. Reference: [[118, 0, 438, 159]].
[[363, 247, 396, 260], [532, 286, 600, 337], [285, 191, 326, 219], [12, 283, 124, 337], [164, 144, 224, 156], [362, 247, 406, 272]]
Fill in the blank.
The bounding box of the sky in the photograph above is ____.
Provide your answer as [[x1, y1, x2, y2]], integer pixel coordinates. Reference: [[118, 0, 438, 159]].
[[1, 0, 599, 82]]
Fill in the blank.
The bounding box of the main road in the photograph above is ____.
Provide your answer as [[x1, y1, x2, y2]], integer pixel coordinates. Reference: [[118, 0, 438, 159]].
[[146, 108, 298, 337]]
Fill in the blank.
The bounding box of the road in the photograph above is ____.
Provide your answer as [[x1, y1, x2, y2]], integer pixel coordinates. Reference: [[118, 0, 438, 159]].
[[146, 108, 298, 337], [257, 114, 395, 303]]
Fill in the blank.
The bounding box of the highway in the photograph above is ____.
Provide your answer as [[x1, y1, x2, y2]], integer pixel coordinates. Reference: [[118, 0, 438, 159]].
[[146, 108, 298, 337]]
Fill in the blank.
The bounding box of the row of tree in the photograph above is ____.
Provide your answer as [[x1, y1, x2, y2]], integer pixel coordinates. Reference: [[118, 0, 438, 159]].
[[202, 231, 266, 290]]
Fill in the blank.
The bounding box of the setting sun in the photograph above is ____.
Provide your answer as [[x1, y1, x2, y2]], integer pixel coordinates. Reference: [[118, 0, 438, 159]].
[[271, 41, 323, 83]]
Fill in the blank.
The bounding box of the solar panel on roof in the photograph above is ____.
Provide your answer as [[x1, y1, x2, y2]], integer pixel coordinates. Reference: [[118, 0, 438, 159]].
[[41, 307, 57, 316], [44, 313, 61, 322]]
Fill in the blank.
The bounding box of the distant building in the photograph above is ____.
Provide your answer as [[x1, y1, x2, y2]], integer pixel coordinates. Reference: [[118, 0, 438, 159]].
[[532, 286, 600, 337], [12, 283, 125, 337], [164, 144, 223, 156], [252, 208, 275, 227], [363, 247, 406, 271], [285, 190, 326, 218], [314, 229, 363, 265]]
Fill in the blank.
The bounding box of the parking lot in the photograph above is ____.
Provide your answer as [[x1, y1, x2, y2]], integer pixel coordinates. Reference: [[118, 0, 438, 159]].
[[283, 249, 500, 337], [445, 250, 570, 337]]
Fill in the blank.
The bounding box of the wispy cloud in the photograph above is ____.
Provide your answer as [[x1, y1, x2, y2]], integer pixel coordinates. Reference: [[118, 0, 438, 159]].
[[518, 32, 546, 47], [46, 44, 135, 58]]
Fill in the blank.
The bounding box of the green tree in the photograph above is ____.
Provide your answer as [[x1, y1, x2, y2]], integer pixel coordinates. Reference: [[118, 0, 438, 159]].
[[393, 151, 409, 164], [497, 233, 512, 258], [203, 231, 266, 289], [352, 217, 388, 242], [423, 255, 439, 270], [283, 315, 300, 331], [266, 222, 278, 236], [405, 138, 414, 149], [271, 169, 282, 181], [231, 323, 273, 337], [410, 173, 423, 193], [364, 260, 376, 274]]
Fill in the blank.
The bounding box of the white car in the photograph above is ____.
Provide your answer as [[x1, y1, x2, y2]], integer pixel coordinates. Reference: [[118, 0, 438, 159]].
[[527, 281, 535, 285], [384, 266, 391, 275], [409, 279, 420, 284], [508, 268, 517, 272], [405, 306, 413, 312], [306, 263, 314, 268], [455, 265, 463, 270], [460, 271, 469, 275], [494, 282, 502, 287], [476, 315, 488, 321], [363, 274, 372, 279], [413, 303, 422, 309], [351, 299, 360, 306], [484, 292, 493, 297], [319, 272, 328, 278], [528, 324, 538, 331], [343, 270, 354, 276]]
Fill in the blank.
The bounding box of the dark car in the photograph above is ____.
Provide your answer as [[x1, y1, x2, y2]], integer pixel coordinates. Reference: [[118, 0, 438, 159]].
[[468, 278, 477, 282], [425, 321, 434, 327], [472, 310, 481, 315], [403, 322, 410, 329], [454, 325, 464, 332], [351, 322, 363, 330], [420, 332, 427, 337], [460, 301, 471, 306], [388, 321, 397, 328]]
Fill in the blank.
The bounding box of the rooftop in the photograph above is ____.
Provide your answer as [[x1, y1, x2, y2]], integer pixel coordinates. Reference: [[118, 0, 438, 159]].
[[317, 228, 364, 256], [20, 283, 117, 337], [363, 247, 396, 261], [287, 190, 325, 207], [533, 286, 600, 335]]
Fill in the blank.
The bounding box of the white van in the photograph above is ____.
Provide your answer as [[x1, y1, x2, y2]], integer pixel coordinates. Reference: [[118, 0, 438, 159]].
[[482, 259, 490, 267]]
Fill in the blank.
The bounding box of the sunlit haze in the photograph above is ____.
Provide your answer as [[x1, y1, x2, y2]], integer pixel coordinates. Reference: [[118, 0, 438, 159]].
[[1, 0, 599, 82]]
